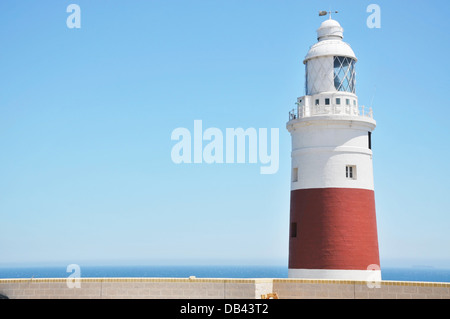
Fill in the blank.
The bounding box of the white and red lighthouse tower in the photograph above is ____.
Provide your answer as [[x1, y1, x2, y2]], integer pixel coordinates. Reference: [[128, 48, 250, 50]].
[[287, 16, 381, 281]]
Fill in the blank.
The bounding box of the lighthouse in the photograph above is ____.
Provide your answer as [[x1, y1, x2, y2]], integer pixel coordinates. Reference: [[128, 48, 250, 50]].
[[287, 15, 381, 281]]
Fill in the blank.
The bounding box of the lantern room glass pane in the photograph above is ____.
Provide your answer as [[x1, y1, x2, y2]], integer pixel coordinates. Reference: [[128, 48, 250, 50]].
[[334, 56, 356, 93], [305, 63, 309, 95]]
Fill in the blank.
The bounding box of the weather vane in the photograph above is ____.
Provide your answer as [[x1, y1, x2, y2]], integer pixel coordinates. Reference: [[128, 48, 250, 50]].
[[319, 10, 338, 19]]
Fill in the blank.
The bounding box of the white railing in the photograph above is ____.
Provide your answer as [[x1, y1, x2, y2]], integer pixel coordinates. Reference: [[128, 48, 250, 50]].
[[289, 103, 373, 121]]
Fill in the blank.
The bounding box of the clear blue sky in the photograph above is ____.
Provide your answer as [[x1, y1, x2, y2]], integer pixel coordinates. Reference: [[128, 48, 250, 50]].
[[0, 0, 449, 269]]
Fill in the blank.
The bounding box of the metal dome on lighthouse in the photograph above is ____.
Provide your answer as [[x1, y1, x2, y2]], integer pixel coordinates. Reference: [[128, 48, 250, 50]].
[[306, 19, 355, 63], [317, 18, 344, 40], [287, 12, 381, 281]]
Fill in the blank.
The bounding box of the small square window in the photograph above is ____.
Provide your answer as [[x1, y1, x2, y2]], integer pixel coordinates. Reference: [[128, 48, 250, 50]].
[[336, 98, 341, 105], [325, 98, 330, 105], [292, 168, 298, 182], [346, 165, 357, 179], [290, 222, 297, 238], [315, 99, 320, 106]]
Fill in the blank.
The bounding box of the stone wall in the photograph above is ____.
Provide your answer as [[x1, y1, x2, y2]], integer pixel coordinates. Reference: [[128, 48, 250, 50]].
[[273, 279, 450, 299], [0, 278, 273, 299], [0, 277, 448, 299]]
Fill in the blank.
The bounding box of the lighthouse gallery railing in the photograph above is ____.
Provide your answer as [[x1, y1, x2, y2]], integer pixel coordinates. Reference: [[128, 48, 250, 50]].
[[289, 104, 373, 121]]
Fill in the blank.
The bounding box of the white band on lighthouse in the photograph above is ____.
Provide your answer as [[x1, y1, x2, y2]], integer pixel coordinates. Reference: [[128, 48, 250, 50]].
[[288, 116, 376, 191], [288, 269, 382, 282]]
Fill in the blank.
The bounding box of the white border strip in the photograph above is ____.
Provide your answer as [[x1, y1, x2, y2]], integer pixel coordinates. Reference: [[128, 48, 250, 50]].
[[288, 268, 382, 282]]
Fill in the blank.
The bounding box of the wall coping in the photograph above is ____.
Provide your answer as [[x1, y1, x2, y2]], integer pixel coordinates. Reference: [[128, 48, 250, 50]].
[[0, 278, 449, 288], [0, 278, 274, 284], [272, 278, 450, 287]]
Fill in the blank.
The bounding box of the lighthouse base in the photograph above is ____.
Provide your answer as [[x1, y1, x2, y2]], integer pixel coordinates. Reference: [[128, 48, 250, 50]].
[[288, 268, 382, 281]]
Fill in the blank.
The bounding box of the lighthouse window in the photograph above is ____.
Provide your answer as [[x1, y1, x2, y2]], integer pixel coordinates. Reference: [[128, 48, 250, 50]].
[[315, 99, 320, 106], [346, 99, 350, 105], [346, 165, 357, 179], [334, 56, 356, 93], [290, 223, 297, 238], [336, 98, 341, 105], [292, 168, 298, 182], [325, 98, 330, 105]]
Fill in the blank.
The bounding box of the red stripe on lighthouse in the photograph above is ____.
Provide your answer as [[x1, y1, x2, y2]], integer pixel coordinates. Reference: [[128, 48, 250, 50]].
[[289, 188, 380, 271]]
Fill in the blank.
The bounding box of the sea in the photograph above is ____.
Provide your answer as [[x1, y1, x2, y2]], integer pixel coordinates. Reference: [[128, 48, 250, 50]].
[[0, 265, 449, 283]]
